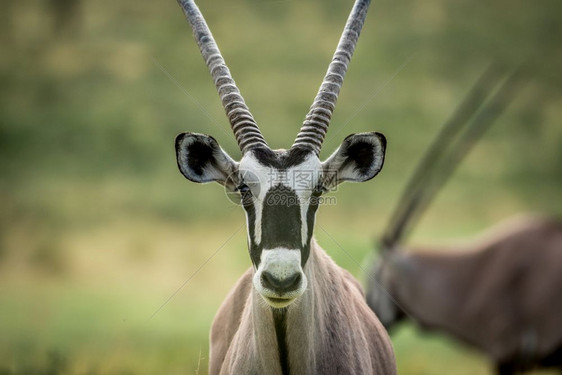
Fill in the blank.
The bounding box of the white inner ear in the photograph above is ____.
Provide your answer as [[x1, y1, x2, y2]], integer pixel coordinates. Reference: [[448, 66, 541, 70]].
[[321, 134, 385, 187], [177, 135, 238, 184]]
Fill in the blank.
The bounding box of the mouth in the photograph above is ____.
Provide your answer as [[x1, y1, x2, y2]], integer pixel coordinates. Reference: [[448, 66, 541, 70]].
[[262, 296, 296, 308]]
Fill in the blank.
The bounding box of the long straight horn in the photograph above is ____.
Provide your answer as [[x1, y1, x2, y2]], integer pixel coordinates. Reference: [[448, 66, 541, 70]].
[[177, 0, 268, 153], [382, 65, 523, 248], [381, 64, 504, 248], [292, 0, 371, 154]]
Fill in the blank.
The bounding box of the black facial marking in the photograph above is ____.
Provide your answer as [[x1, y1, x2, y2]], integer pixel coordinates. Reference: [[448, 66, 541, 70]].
[[261, 185, 302, 250], [272, 309, 289, 375], [250, 147, 310, 169]]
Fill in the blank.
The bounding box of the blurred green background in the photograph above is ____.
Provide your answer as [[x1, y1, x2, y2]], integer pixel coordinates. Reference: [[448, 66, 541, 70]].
[[1, 0, 561, 373]]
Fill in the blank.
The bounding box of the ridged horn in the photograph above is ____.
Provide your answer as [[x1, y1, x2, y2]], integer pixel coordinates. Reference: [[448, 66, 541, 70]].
[[292, 0, 371, 155], [177, 0, 268, 153]]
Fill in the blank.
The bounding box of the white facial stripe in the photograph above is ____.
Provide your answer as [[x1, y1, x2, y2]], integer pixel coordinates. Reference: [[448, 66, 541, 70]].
[[239, 154, 271, 245], [301, 207, 308, 247], [254, 198, 263, 246]]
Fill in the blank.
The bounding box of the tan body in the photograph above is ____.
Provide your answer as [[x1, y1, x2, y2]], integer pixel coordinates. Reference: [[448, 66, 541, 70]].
[[370, 215, 562, 373], [211, 240, 396, 375]]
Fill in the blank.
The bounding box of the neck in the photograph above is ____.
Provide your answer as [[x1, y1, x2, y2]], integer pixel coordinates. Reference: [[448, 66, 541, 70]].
[[220, 238, 395, 374], [389, 247, 470, 328]]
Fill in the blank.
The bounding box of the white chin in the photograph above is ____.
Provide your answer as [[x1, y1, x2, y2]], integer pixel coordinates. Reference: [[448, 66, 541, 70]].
[[261, 295, 297, 309]]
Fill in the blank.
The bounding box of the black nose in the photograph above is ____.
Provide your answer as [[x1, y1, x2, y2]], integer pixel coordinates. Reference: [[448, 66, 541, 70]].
[[261, 271, 301, 295]]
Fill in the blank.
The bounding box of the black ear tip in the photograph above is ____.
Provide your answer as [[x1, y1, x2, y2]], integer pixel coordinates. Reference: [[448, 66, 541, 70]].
[[357, 132, 387, 153], [343, 133, 357, 142], [342, 132, 387, 154], [175, 132, 194, 149], [175, 132, 220, 151]]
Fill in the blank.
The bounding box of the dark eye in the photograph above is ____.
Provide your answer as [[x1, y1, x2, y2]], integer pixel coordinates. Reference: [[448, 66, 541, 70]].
[[313, 184, 325, 196], [237, 183, 251, 194]]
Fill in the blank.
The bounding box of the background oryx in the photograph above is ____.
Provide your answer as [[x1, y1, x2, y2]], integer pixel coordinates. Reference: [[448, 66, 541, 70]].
[[366, 66, 562, 374], [174, 0, 396, 373]]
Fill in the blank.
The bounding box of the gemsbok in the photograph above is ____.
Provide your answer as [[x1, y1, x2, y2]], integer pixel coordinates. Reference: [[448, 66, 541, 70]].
[[366, 66, 562, 374], [173, 0, 396, 374]]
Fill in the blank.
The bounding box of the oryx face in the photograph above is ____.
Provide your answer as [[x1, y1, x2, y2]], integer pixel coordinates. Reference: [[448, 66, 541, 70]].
[[176, 133, 386, 308], [174, 0, 383, 308]]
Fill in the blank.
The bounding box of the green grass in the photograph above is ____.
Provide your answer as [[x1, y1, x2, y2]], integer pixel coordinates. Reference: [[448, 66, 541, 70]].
[[1, 217, 560, 374], [0, 283, 211, 374]]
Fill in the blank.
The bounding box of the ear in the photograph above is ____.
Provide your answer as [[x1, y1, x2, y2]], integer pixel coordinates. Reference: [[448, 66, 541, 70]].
[[321, 132, 386, 190], [175, 133, 239, 189]]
